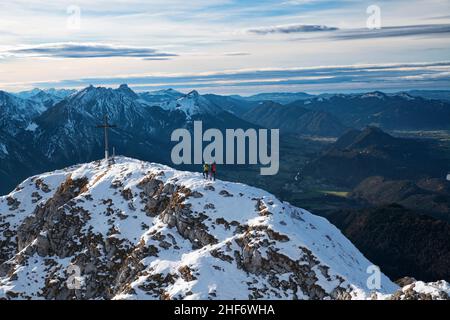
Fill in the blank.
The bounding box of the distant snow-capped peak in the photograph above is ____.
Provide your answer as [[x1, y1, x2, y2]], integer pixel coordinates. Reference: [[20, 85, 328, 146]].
[[117, 84, 139, 99], [70, 84, 140, 106], [160, 90, 222, 118], [360, 91, 387, 100], [393, 92, 416, 101], [15, 88, 76, 101], [138, 88, 184, 105], [0, 90, 46, 134], [147, 88, 183, 96]]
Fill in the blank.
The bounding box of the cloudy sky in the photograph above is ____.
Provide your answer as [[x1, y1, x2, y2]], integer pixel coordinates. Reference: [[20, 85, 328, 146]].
[[0, 0, 449, 94]]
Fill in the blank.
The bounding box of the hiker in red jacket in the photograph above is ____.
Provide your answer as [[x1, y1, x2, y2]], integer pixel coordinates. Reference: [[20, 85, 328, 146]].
[[210, 162, 217, 181]]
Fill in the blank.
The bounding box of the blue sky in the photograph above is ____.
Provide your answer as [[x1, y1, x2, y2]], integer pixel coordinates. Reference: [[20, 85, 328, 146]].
[[0, 0, 449, 94]]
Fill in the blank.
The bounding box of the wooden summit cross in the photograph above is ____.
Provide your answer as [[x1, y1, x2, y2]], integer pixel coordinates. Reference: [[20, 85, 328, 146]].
[[96, 114, 116, 161]]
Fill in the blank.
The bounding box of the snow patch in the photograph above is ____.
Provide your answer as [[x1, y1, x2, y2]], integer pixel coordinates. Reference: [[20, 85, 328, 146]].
[[0, 143, 8, 156], [25, 122, 38, 132]]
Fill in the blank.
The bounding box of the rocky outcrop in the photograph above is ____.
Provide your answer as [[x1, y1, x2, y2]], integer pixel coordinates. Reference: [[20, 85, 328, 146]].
[[17, 176, 89, 256], [390, 281, 450, 300], [2, 157, 438, 300]]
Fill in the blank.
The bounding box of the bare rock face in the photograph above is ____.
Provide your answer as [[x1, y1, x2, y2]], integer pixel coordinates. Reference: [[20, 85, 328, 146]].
[[233, 226, 336, 300], [1, 157, 442, 300], [17, 177, 89, 257]]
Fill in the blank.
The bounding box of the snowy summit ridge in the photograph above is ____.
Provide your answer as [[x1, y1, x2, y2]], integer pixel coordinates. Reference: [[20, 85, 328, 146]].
[[0, 157, 448, 300]]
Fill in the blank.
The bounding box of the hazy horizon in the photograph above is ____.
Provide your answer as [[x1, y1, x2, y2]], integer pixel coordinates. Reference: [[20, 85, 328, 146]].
[[5, 83, 450, 97]]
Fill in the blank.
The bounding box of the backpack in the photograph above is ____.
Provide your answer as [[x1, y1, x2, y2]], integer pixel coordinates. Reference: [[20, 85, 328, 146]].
[[211, 163, 216, 172], [203, 164, 209, 171]]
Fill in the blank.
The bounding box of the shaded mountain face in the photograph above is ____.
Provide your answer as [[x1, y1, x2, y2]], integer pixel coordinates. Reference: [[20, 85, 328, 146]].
[[26, 91, 62, 109], [298, 92, 450, 130], [0, 130, 45, 195], [0, 157, 400, 300], [0, 91, 46, 136], [203, 94, 257, 116], [30, 84, 183, 168], [0, 90, 61, 193], [350, 176, 450, 222], [241, 101, 347, 137], [328, 204, 450, 283], [304, 127, 449, 188]]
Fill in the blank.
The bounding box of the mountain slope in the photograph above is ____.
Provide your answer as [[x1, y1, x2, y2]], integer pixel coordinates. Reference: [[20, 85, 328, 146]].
[[159, 90, 224, 119], [0, 130, 46, 196], [241, 101, 347, 137], [350, 176, 450, 222], [328, 204, 450, 283], [304, 127, 448, 187], [0, 157, 402, 300], [0, 90, 45, 136], [203, 94, 256, 116]]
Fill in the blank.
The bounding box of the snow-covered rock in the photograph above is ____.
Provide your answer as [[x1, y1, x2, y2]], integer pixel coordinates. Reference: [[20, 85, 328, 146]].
[[25, 122, 38, 132], [160, 90, 223, 119], [0, 90, 46, 135], [0, 157, 445, 300], [390, 280, 450, 300], [0, 143, 8, 157], [360, 92, 387, 100]]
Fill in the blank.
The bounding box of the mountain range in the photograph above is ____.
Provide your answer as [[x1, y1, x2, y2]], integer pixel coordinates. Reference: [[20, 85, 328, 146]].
[[0, 85, 257, 194], [298, 91, 450, 130], [14, 88, 76, 108], [1, 85, 450, 196]]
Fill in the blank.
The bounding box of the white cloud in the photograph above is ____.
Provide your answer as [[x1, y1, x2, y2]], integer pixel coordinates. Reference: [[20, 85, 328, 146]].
[[3, 61, 445, 94], [2, 42, 177, 59], [1, 0, 450, 94], [248, 24, 338, 35]]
